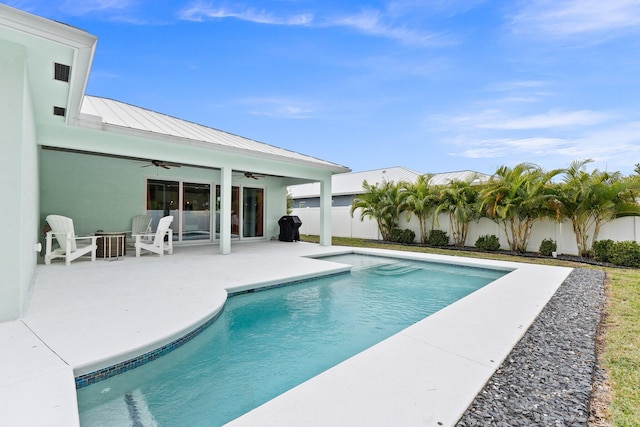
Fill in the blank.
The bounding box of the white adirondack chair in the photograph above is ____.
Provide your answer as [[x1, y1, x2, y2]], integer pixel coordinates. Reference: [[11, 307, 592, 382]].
[[44, 215, 98, 266], [134, 216, 174, 257], [127, 214, 153, 248], [132, 214, 153, 235]]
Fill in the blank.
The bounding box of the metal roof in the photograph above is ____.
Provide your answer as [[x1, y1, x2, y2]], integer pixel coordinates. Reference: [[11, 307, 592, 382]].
[[428, 170, 489, 186], [289, 167, 490, 198], [289, 166, 421, 198], [79, 96, 349, 172]]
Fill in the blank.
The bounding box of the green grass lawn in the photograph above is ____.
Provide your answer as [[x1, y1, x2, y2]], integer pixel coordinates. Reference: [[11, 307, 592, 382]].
[[301, 235, 639, 426]]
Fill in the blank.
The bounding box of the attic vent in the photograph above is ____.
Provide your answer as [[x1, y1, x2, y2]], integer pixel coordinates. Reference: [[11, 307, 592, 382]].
[[54, 63, 70, 82], [53, 106, 66, 117]]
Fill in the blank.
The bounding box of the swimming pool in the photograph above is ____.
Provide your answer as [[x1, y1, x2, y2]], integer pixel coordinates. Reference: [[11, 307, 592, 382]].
[[77, 254, 506, 426]]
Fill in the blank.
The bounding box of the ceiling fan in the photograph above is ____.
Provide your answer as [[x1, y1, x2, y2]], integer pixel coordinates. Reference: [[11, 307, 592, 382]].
[[141, 160, 182, 169], [244, 172, 266, 180]]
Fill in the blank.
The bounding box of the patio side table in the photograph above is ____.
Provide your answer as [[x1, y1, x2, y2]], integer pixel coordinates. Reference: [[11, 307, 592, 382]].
[[95, 231, 126, 260]]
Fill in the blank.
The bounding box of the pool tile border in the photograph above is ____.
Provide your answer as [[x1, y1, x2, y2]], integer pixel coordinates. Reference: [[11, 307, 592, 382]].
[[74, 308, 223, 389], [74, 271, 349, 389], [227, 271, 348, 297]]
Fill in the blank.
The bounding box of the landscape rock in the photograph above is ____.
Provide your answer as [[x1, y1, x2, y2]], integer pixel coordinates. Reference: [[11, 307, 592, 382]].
[[457, 269, 605, 427]]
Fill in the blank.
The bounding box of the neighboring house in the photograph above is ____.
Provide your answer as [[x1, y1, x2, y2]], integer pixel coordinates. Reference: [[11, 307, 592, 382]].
[[290, 166, 422, 209], [0, 5, 349, 322], [289, 167, 489, 240], [290, 167, 488, 209]]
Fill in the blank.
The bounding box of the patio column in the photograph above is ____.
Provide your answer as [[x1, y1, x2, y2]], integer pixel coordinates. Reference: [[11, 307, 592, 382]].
[[219, 167, 232, 255], [319, 176, 332, 246]]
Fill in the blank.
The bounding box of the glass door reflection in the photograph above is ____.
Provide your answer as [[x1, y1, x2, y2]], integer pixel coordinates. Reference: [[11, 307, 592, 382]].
[[183, 183, 211, 241], [147, 179, 179, 232], [216, 186, 240, 239]]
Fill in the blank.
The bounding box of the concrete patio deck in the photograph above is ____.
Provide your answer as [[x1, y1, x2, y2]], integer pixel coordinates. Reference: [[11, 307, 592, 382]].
[[0, 241, 572, 426]]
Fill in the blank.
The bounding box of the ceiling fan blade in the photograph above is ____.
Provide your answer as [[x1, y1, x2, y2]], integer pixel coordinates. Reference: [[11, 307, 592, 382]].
[[244, 172, 265, 179]]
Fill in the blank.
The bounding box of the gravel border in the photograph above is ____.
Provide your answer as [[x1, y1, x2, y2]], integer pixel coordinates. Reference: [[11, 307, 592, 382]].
[[457, 268, 606, 426]]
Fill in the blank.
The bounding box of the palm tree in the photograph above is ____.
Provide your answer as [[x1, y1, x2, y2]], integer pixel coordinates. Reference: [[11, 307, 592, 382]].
[[480, 163, 561, 252], [556, 159, 640, 257], [434, 178, 480, 246], [351, 180, 404, 241], [399, 174, 437, 243]]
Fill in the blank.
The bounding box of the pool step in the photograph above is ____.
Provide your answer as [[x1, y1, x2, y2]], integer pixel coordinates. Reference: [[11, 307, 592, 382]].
[[81, 389, 157, 426], [370, 263, 421, 276], [124, 390, 157, 427]]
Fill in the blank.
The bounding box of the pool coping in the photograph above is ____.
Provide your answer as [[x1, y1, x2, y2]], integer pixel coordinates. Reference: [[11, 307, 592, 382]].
[[74, 248, 518, 389]]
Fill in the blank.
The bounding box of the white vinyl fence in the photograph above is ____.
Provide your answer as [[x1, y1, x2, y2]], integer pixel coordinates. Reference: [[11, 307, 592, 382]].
[[291, 206, 640, 256]]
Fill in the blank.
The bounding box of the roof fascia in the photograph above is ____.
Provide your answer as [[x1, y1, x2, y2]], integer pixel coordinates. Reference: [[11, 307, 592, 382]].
[[67, 43, 96, 125]]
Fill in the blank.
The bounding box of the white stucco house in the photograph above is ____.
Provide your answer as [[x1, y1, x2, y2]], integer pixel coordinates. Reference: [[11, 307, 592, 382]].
[[0, 4, 349, 322]]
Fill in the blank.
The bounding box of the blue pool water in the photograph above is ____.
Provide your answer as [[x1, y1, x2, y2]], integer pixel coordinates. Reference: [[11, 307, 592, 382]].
[[77, 254, 506, 426]]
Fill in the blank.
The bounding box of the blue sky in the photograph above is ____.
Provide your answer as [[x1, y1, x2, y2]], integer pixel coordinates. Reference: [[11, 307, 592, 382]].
[[8, 0, 640, 175]]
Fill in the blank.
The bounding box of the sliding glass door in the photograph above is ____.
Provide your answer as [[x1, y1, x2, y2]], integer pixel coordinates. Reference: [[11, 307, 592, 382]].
[[147, 179, 212, 242], [183, 183, 211, 241], [243, 187, 264, 238], [147, 179, 263, 243], [215, 186, 239, 239], [147, 180, 179, 232], [216, 185, 264, 239]]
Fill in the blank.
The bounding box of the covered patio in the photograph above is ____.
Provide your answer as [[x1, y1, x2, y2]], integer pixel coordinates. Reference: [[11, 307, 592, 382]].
[[1, 3, 347, 324], [1, 241, 572, 426]]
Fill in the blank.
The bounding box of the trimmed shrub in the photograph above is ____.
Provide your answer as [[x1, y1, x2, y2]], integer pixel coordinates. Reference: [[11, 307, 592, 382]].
[[428, 229, 449, 246], [610, 241, 640, 267], [391, 228, 416, 244], [475, 234, 501, 251], [593, 240, 615, 262], [539, 238, 557, 256]]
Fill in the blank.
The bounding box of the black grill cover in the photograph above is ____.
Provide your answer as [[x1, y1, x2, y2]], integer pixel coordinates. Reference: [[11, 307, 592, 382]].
[[278, 215, 302, 242]]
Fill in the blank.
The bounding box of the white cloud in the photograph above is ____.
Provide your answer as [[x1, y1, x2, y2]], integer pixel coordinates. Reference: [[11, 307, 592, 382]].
[[327, 9, 443, 47], [512, 0, 640, 38], [388, 0, 487, 17], [479, 110, 611, 130], [179, 3, 313, 25], [179, 2, 444, 47], [430, 109, 612, 131], [239, 97, 316, 119], [447, 120, 640, 174], [11, 0, 132, 17], [487, 80, 550, 92], [453, 137, 567, 158], [60, 0, 130, 15]]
